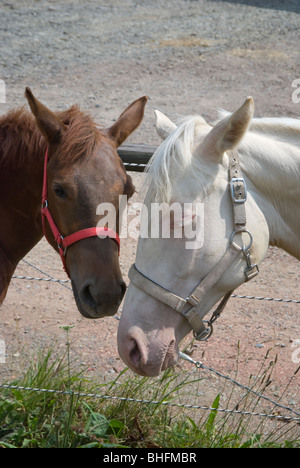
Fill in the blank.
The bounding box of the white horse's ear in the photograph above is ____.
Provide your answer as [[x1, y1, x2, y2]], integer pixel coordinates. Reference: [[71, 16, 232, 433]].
[[154, 110, 177, 140], [207, 97, 254, 156]]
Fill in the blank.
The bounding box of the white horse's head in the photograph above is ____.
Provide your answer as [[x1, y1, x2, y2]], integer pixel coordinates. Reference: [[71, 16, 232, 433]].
[[118, 98, 270, 376]]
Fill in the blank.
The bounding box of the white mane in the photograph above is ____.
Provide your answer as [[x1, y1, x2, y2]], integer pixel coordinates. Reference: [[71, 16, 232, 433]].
[[147, 110, 300, 204], [146, 115, 212, 202]]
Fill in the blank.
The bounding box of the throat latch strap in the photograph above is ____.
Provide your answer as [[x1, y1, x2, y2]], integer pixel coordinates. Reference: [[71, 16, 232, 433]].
[[229, 149, 247, 231]]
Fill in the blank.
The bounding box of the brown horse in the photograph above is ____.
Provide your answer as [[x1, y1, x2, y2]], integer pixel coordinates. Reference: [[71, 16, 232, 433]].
[[0, 88, 147, 318]]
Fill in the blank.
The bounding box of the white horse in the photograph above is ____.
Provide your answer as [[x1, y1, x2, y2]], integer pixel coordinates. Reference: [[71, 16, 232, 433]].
[[118, 97, 300, 377]]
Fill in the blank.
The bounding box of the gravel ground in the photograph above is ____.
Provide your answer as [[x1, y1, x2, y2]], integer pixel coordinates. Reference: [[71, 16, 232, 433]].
[[0, 0, 299, 426]]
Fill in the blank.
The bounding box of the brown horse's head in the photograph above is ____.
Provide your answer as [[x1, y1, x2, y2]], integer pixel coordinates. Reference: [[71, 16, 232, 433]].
[[25, 88, 147, 319]]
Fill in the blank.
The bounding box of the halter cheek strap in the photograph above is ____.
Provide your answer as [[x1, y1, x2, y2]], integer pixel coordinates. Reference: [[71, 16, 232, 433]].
[[129, 247, 238, 341], [41, 148, 120, 277], [128, 150, 259, 341]]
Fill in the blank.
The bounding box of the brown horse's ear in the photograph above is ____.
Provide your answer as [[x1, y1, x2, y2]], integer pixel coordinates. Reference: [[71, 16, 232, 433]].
[[106, 96, 148, 147], [25, 87, 66, 145]]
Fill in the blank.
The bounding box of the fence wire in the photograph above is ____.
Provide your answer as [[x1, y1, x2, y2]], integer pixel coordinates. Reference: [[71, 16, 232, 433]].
[[1, 257, 299, 424], [13, 259, 300, 304], [0, 380, 299, 423]]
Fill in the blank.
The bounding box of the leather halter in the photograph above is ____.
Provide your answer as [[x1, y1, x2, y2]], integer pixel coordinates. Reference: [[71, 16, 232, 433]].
[[128, 150, 259, 341], [41, 148, 120, 277]]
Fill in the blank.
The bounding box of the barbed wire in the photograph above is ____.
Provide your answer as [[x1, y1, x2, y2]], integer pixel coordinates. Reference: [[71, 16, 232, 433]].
[[231, 293, 300, 304], [2, 257, 299, 425], [12, 275, 70, 284], [11, 259, 300, 305], [19, 259, 72, 291], [179, 352, 300, 419], [0, 380, 299, 423]]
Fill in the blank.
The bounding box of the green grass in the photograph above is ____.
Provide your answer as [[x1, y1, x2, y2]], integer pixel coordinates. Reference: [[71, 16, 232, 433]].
[[0, 343, 299, 448]]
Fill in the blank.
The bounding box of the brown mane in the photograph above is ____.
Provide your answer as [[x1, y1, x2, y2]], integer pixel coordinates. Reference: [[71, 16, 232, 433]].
[[0, 107, 45, 170], [57, 106, 101, 168], [0, 105, 100, 171]]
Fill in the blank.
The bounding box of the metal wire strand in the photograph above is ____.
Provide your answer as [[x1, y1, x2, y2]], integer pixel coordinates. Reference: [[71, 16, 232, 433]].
[[3, 257, 299, 424], [0, 382, 299, 423]]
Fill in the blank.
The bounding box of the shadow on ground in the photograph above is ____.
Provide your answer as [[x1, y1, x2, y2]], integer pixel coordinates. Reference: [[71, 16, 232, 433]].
[[208, 0, 300, 14]]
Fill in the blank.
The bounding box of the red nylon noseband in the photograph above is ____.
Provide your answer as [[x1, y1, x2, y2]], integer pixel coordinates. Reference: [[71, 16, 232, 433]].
[[41, 148, 120, 277]]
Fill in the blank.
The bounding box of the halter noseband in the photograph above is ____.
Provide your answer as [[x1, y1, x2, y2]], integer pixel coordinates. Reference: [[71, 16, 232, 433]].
[[128, 150, 259, 341], [41, 148, 120, 277]]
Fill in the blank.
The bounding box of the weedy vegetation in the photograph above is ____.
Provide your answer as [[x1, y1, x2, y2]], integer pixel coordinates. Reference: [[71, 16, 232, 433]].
[[0, 329, 299, 448]]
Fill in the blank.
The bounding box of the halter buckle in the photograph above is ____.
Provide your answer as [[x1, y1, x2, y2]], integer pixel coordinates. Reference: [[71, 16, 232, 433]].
[[230, 177, 247, 204]]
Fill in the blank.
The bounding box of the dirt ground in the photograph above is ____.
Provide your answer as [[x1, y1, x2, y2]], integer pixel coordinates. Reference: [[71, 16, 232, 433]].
[[0, 0, 299, 423]]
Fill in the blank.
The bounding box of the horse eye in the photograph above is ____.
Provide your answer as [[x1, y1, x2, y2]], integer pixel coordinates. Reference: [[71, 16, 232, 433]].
[[54, 185, 67, 199]]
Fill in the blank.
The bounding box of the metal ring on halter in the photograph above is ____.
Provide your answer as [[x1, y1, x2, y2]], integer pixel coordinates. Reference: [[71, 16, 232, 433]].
[[57, 236, 68, 256], [230, 229, 253, 252], [194, 321, 213, 342]]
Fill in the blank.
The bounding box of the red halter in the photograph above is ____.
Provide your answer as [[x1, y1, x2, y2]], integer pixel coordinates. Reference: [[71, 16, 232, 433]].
[[41, 148, 120, 277]]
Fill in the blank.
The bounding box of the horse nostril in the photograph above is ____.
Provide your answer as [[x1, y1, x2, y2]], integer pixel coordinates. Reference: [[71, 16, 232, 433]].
[[79, 280, 127, 310], [129, 338, 142, 369], [81, 283, 97, 309]]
